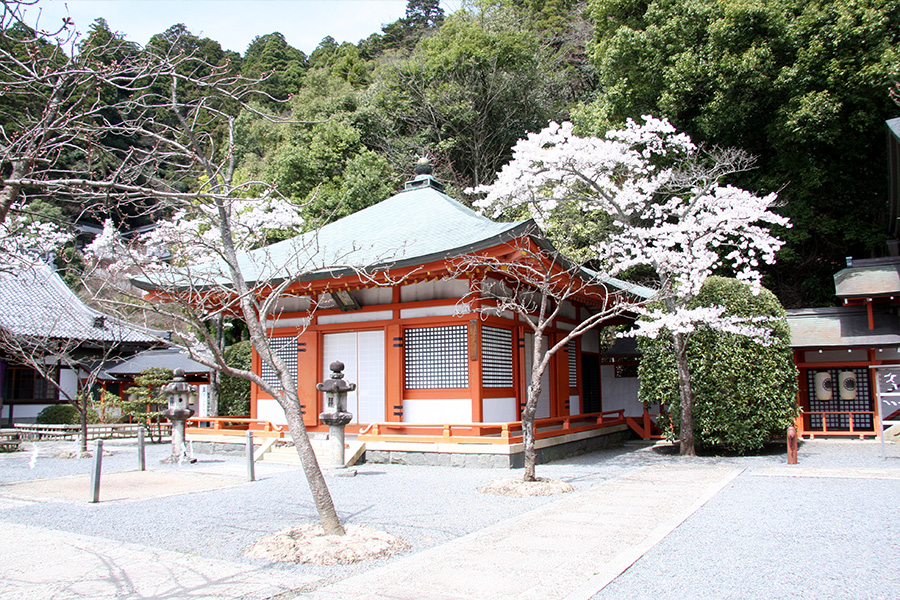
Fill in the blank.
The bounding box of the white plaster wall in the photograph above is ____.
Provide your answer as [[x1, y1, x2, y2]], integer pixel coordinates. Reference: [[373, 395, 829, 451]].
[[257, 398, 287, 425], [272, 296, 311, 313], [5, 403, 48, 423], [318, 310, 392, 325], [356, 287, 393, 305], [560, 300, 577, 320], [524, 333, 551, 419], [267, 317, 310, 330], [403, 398, 472, 423], [483, 397, 517, 422], [402, 279, 470, 302], [600, 364, 642, 417], [582, 329, 600, 354], [569, 394, 581, 416], [59, 368, 78, 401], [401, 304, 469, 319]]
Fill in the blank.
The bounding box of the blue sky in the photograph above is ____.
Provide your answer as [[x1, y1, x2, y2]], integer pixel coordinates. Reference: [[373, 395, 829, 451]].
[[22, 0, 462, 55]]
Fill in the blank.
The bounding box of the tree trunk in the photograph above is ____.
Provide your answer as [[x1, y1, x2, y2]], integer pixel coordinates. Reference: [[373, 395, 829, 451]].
[[522, 385, 540, 482], [281, 398, 345, 535], [673, 332, 695, 456], [522, 335, 546, 482]]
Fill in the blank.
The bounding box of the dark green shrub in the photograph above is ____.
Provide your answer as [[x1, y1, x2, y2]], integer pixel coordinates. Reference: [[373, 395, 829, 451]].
[[36, 404, 100, 425], [638, 276, 799, 454], [219, 341, 252, 416]]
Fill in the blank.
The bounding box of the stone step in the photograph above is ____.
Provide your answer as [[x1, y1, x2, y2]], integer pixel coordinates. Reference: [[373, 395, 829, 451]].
[[259, 439, 365, 468]]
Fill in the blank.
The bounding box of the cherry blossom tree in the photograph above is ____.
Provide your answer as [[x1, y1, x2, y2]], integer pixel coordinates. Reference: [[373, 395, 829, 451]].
[[1, 1, 348, 535], [453, 235, 649, 481], [471, 116, 789, 456]]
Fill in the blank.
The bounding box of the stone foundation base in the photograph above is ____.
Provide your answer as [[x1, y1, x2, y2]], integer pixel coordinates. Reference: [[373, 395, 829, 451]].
[[365, 427, 631, 468]]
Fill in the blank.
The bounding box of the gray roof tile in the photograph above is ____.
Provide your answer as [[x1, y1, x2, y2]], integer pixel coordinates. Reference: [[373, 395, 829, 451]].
[[0, 264, 164, 344], [786, 307, 900, 348]]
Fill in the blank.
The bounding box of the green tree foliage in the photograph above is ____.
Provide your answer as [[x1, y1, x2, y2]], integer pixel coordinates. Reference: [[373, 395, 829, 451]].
[[241, 32, 307, 107], [359, 0, 445, 58], [219, 341, 252, 416], [587, 0, 900, 306], [371, 8, 567, 190], [234, 69, 398, 223], [638, 277, 799, 454], [104, 368, 173, 442]]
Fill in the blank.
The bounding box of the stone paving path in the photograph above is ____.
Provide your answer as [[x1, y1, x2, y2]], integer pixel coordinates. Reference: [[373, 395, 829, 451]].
[[295, 464, 743, 600]]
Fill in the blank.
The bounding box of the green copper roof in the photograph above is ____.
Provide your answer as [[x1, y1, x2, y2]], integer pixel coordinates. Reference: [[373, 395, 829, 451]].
[[152, 178, 531, 289]]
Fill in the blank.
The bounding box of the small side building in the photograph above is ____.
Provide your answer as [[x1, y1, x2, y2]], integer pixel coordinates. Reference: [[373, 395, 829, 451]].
[[787, 256, 900, 437], [0, 264, 165, 425]]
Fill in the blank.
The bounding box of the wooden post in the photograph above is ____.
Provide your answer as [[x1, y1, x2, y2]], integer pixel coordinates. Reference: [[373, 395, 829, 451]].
[[787, 426, 798, 465]]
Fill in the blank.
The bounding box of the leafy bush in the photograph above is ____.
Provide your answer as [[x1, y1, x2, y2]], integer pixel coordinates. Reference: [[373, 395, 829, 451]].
[[36, 404, 99, 425], [638, 277, 799, 454], [219, 341, 252, 416]]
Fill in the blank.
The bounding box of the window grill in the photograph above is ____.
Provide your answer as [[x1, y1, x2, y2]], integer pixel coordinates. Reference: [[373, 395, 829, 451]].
[[567, 340, 577, 387], [260, 337, 298, 392], [482, 326, 513, 388], [405, 325, 468, 389], [806, 367, 873, 431]]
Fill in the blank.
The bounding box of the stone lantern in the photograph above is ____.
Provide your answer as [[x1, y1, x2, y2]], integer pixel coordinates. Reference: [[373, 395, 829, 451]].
[[317, 361, 355, 468], [161, 368, 196, 464]]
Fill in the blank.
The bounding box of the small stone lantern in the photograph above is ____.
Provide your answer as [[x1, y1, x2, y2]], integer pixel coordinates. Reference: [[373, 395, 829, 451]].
[[161, 368, 196, 464], [317, 361, 355, 468]]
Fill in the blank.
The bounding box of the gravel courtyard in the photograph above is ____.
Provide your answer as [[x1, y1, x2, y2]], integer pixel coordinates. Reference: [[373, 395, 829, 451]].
[[0, 437, 897, 599]]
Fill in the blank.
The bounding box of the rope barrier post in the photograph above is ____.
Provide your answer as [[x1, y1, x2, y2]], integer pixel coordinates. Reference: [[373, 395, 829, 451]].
[[89, 439, 103, 503], [246, 430, 255, 482], [137, 427, 146, 471]]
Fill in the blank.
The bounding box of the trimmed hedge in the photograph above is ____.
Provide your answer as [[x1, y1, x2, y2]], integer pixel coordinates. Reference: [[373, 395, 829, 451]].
[[36, 404, 100, 425], [219, 341, 252, 416], [638, 276, 799, 454]]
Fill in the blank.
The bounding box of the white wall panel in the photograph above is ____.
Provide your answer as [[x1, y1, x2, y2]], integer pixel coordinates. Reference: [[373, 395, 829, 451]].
[[524, 333, 551, 419], [59, 368, 78, 401], [483, 397, 517, 422], [569, 394, 581, 416], [402, 398, 471, 423], [600, 365, 642, 416], [256, 398, 287, 425]]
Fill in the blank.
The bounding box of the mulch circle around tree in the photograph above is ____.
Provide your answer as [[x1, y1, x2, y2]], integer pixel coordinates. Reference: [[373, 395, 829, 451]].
[[245, 524, 410, 565], [477, 477, 575, 497]]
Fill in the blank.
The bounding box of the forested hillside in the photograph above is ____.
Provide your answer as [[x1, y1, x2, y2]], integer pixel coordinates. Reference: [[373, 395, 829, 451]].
[[3, 0, 898, 307]]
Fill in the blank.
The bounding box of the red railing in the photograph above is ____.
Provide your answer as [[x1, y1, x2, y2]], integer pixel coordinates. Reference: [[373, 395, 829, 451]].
[[801, 411, 876, 437], [358, 410, 626, 445], [186, 416, 286, 438]]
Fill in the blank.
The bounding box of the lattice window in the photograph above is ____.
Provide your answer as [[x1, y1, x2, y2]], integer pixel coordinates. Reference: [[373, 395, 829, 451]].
[[260, 337, 298, 392], [405, 325, 468, 389], [567, 340, 577, 388], [806, 368, 873, 431], [482, 326, 513, 388]]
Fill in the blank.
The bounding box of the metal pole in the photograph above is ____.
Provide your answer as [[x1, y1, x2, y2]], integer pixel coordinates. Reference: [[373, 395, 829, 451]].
[[90, 439, 103, 503], [137, 427, 145, 471], [245, 430, 255, 482]]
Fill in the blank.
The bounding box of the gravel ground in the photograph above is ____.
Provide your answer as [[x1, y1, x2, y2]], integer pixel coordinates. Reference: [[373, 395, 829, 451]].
[[1, 436, 898, 595]]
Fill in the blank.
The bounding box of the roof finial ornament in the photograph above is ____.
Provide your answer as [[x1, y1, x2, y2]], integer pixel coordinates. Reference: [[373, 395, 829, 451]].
[[414, 156, 433, 176]]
